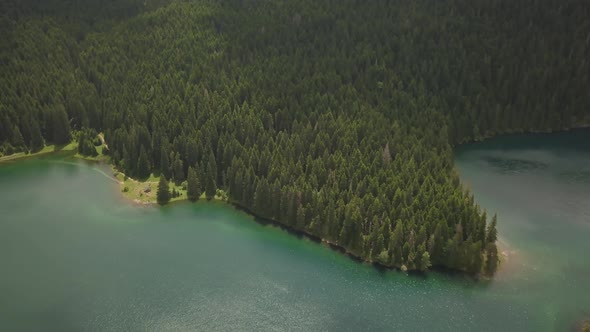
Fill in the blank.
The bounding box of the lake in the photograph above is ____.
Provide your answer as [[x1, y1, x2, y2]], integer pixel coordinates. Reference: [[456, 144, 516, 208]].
[[0, 129, 588, 331]]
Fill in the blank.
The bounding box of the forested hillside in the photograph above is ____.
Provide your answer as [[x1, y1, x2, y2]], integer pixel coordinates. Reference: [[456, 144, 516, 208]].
[[1, 0, 589, 274]]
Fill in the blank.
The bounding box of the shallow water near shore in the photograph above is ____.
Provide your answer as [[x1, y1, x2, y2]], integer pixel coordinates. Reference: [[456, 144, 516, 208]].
[[0, 129, 589, 331]]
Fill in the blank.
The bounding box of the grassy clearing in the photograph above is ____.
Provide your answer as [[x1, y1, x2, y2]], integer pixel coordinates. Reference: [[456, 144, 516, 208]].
[[115, 171, 227, 205], [115, 172, 163, 204], [1, 134, 225, 206], [0, 133, 112, 164], [73, 145, 109, 162], [0, 142, 78, 163]]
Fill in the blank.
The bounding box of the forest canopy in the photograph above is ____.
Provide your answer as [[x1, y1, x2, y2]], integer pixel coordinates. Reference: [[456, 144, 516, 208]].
[[1, 0, 589, 274]]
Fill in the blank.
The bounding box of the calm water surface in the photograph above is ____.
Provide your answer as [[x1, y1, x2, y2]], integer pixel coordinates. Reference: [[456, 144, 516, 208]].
[[0, 129, 588, 331]]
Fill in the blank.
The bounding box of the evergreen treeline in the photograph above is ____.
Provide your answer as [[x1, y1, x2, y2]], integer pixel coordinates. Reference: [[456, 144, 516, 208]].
[[1, 0, 589, 274]]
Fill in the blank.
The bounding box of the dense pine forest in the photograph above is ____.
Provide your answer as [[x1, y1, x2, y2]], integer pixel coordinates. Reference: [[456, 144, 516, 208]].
[[1, 0, 589, 274]]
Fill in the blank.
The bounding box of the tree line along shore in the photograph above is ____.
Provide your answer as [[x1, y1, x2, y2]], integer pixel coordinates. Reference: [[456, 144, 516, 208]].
[[1, 0, 589, 274]]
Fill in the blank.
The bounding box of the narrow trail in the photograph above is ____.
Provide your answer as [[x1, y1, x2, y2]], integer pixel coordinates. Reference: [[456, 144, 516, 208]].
[[98, 133, 109, 150]]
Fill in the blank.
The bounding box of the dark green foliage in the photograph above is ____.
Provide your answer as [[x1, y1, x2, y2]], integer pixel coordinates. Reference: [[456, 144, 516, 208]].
[[205, 174, 216, 200], [157, 176, 170, 205], [136, 146, 150, 179], [487, 215, 498, 245], [77, 129, 98, 157], [187, 166, 201, 201], [419, 251, 432, 272], [172, 153, 184, 184], [1, 0, 587, 274], [160, 147, 170, 178], [205, 150, 217, 200], [207, 150, 217, 187], [11, 126, 25, 150], [51, 105, 71, 145], [29, 121, 44, 152], [485, 243, 499, 275]]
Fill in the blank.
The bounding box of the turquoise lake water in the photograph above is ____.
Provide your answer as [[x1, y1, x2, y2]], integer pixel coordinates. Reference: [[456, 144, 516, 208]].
[[0, 129, 588, 331]]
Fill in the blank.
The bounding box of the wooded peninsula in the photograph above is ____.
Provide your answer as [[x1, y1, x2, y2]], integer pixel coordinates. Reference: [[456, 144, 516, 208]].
[[1, 0, 588, 275]]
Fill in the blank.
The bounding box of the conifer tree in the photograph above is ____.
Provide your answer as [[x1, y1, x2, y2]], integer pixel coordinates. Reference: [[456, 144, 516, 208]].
[[29, 121, 44, 151], [187, 166, 201, 201], [485, 242, 499, 275], [420, 251, 432, 272], [4, 0, 586, 274], [137, 146, 150, 179], [205, 150, 217, 200], [11, 126, 25, 149], [160, 146, 170, 178], [157, 175, 171, 205], [207, 150, 217, 186], [52, 106, 71, 145], [173, 154, 184, 183], [486, 214, 498, 244], [205, 173, 216, 200]]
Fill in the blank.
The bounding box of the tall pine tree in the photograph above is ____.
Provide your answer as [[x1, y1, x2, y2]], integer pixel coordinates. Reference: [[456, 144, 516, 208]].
[[187, 166, 201, 201], [157, 175, 171, 205], [137, 146, 150, 179], [205, 150, 217, 200]]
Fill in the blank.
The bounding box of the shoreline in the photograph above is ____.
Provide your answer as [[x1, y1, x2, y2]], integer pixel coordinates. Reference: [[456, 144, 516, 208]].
[[212, 201, 495, 278], [453, 122, 590, 146], [110, 165, 228, 205], [0, 142, 79, 163], [104, 174, 488, 277], [0, 128, 546, 277], [0, 141, 221, 206], [493, 236, 519, 276], [0, 141, 502, 278]]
